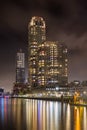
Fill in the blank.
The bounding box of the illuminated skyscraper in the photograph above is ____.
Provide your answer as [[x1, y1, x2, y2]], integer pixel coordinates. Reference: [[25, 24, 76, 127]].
[[38, 41, 68, 88], [28, 16, 46, 87], [16, 49, 25, 83], [28, 16, 68, 88]]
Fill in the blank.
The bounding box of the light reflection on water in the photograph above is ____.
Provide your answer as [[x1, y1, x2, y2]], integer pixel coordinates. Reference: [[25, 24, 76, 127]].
[[0, 98, 87, 130]]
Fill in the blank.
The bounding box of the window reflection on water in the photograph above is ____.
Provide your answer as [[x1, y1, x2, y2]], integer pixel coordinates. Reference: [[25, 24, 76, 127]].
[[0, 98, 87, 130]]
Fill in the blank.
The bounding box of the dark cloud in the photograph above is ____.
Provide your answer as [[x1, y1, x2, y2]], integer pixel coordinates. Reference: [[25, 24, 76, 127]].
[[69, 46, 82, 57]]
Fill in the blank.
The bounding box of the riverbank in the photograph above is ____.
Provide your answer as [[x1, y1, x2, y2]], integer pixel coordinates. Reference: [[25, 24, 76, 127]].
[[11, 95, 74, 103], [11, 95, 87, 107], [70, 102, 87, 107]]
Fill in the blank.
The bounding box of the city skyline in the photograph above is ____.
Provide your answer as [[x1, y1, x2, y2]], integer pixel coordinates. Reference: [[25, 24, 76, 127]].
[[0, 0, 87, 91]]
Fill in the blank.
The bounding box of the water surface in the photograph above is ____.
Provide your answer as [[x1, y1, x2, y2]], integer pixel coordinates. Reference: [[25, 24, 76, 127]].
[[0, 98, 87, 130]]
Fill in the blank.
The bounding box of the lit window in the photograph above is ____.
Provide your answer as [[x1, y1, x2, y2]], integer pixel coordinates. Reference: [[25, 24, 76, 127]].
[[60, 65, 62, 67], [65, 64, 67, 66], [42, 36, 46, 40], [63, 49, 67, 53], [65, 59, 68, 62], [39, 51, 45, 56]]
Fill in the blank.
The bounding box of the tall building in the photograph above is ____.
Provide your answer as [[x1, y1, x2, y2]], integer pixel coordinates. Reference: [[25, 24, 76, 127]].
[[28, 16, 46, 87], [16, 49, 25, 83], [28, 16, 68, 89], [38, 41, 68, 88]]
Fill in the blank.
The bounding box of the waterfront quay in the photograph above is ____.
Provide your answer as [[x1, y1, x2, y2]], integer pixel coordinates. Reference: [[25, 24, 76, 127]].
[[12, 93, 87, 107], [24, 96, 74, 103], [12, 87, 74, 103], [12, 86, 87, 106]]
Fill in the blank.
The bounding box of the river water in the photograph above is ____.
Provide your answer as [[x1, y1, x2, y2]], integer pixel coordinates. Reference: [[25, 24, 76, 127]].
[[0, 98, 87, 130]]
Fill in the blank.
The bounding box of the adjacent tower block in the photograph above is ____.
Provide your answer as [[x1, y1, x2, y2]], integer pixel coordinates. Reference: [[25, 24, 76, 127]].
[[16, 49, 25, 83], [38, 41, 68, 88]]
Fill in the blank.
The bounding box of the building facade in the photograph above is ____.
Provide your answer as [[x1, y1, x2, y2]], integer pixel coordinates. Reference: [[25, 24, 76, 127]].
[[38, 41, 68, 88], [28, 16, 68, 89], [28, 16, 46, 87], [16, 49, 25, 83]]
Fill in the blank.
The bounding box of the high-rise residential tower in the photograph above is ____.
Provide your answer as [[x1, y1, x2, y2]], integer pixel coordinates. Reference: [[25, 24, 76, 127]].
[[16, 49, 25, 83], [28, 16, 68, 89], [28, 16, 46, 87], [38, 41, 68, 88]]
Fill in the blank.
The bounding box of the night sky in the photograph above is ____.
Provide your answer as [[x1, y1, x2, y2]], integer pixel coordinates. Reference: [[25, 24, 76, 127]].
[[0, 0, 87, 91]]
